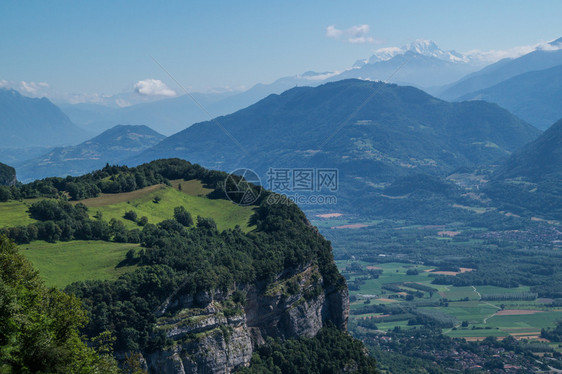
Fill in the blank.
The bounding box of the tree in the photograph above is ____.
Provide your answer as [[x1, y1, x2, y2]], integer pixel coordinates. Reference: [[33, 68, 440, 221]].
[[196, 216, 217, 230], [0, 186, 11, 202], [174, 206, 193, 227], [124, 210, 138, 222], [126, 249, 136, 262], [0, 235, 120, 373], [137, 216, 148, 226]]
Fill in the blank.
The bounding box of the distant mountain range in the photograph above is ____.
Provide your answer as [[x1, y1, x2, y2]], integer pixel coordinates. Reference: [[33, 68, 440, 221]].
[[16, 125, 165, 182], [60, 40, 488, 135], [440, 37, 562, 101], [456, 64, 562, 130], [0, 88, 89, 148], [336, 40, 486, 90], [127, 79, 539, 214], [485, 119, 562, 220]]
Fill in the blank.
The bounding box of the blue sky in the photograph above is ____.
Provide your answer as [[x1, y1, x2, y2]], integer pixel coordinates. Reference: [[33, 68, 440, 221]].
[[1, 0, 560, 100]]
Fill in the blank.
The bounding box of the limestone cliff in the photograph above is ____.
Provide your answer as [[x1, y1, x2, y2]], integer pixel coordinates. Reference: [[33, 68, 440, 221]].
[[0, 162, 16, 186], [144, 264, 349, 373]]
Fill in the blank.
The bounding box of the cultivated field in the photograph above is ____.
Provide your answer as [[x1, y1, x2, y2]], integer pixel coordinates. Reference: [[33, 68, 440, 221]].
[[337, 260, 562, 345]]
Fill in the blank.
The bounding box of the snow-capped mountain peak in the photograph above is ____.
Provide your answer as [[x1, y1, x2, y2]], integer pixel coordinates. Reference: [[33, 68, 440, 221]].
[[366, 40, 470, 64]]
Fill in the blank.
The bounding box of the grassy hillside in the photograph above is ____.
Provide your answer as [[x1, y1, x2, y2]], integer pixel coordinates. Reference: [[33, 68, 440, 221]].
[[0, 198, 44, 227], [19, 240, 140, 288], [1, 177, 255, 288], [76, 179, 255, 232]]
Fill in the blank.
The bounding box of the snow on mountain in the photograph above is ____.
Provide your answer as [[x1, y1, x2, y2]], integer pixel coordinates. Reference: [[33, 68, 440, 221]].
[[364, 40, 474, 65]]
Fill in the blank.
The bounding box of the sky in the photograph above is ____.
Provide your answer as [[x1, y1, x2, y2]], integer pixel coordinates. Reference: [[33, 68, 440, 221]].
[[1, 0, 561, 102]]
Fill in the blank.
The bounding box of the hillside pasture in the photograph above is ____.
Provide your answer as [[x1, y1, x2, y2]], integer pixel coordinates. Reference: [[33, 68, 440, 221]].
[[20, 240, 140, 288]]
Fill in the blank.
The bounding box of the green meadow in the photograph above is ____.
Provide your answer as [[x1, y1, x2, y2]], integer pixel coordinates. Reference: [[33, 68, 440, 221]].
[[77, 180, 255, 232], [2, 179, 258, 288], [20, 240, 140, 288], [0, 198, 44, 227]]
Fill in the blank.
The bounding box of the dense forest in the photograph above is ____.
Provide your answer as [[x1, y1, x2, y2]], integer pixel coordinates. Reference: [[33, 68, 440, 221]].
[[239, 327, 377, 373]]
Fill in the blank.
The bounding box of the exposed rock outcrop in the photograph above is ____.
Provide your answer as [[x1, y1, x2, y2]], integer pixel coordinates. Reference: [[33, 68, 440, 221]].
[[143, 264, 348, 373], [0, 162, 16, 186]]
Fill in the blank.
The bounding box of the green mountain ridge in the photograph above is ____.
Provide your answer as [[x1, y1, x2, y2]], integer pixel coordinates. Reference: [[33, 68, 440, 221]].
[[485, 118, 562, 220], [458, 64, 562, 130], [128, 79, 540, 215]]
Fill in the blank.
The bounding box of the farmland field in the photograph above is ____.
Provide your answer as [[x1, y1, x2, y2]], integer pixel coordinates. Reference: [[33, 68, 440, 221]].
[[337, 260, 562, 343]]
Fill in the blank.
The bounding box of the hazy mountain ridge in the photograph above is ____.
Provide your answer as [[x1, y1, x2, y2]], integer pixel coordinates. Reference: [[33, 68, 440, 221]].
[[456, 64, 562, 130], [16, 125, 165, 182], [0, 88, 89, 148], [60, 40, 486, 135], [439, 37, 562, 100]]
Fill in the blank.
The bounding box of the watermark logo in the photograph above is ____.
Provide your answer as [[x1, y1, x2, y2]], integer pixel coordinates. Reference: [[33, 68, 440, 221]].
[[266, 168, 338, 192], [266, 168, 339, 205], [224, 168, 262, 206]]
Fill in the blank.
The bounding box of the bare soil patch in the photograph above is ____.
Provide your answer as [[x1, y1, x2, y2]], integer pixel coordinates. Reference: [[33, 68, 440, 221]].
[[438, 231, 461, 237], [315, 213, 343, 218], [75, 184, 164, 208], [496, 310, 543, 316], [332, 223, 369, 229]]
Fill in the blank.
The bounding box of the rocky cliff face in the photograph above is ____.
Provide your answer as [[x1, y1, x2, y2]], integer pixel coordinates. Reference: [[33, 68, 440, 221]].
[[144, 264, 349, 373], [0, 162, 16, 186]]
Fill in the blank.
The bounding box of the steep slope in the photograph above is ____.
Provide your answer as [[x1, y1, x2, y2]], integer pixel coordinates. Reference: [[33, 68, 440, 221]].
[[0, 88, 89, 147], [485, 119, 562, 220], [0, 162, 16, 186], [129, 79, 539, 214], [16, 125, 165, 182], [440, 37, 562, 100], [457, 64, 562, 130]]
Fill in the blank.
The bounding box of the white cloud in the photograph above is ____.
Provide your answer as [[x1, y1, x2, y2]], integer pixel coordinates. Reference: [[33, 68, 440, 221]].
[[0, 80, 9, 88], [465, 38, 562, 64], [326, 25, 343, 38], [326, 24, 377, 44], [18, 81, 49, 96], [115, 98, 132, 107], [134, 79, 176, 97]]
